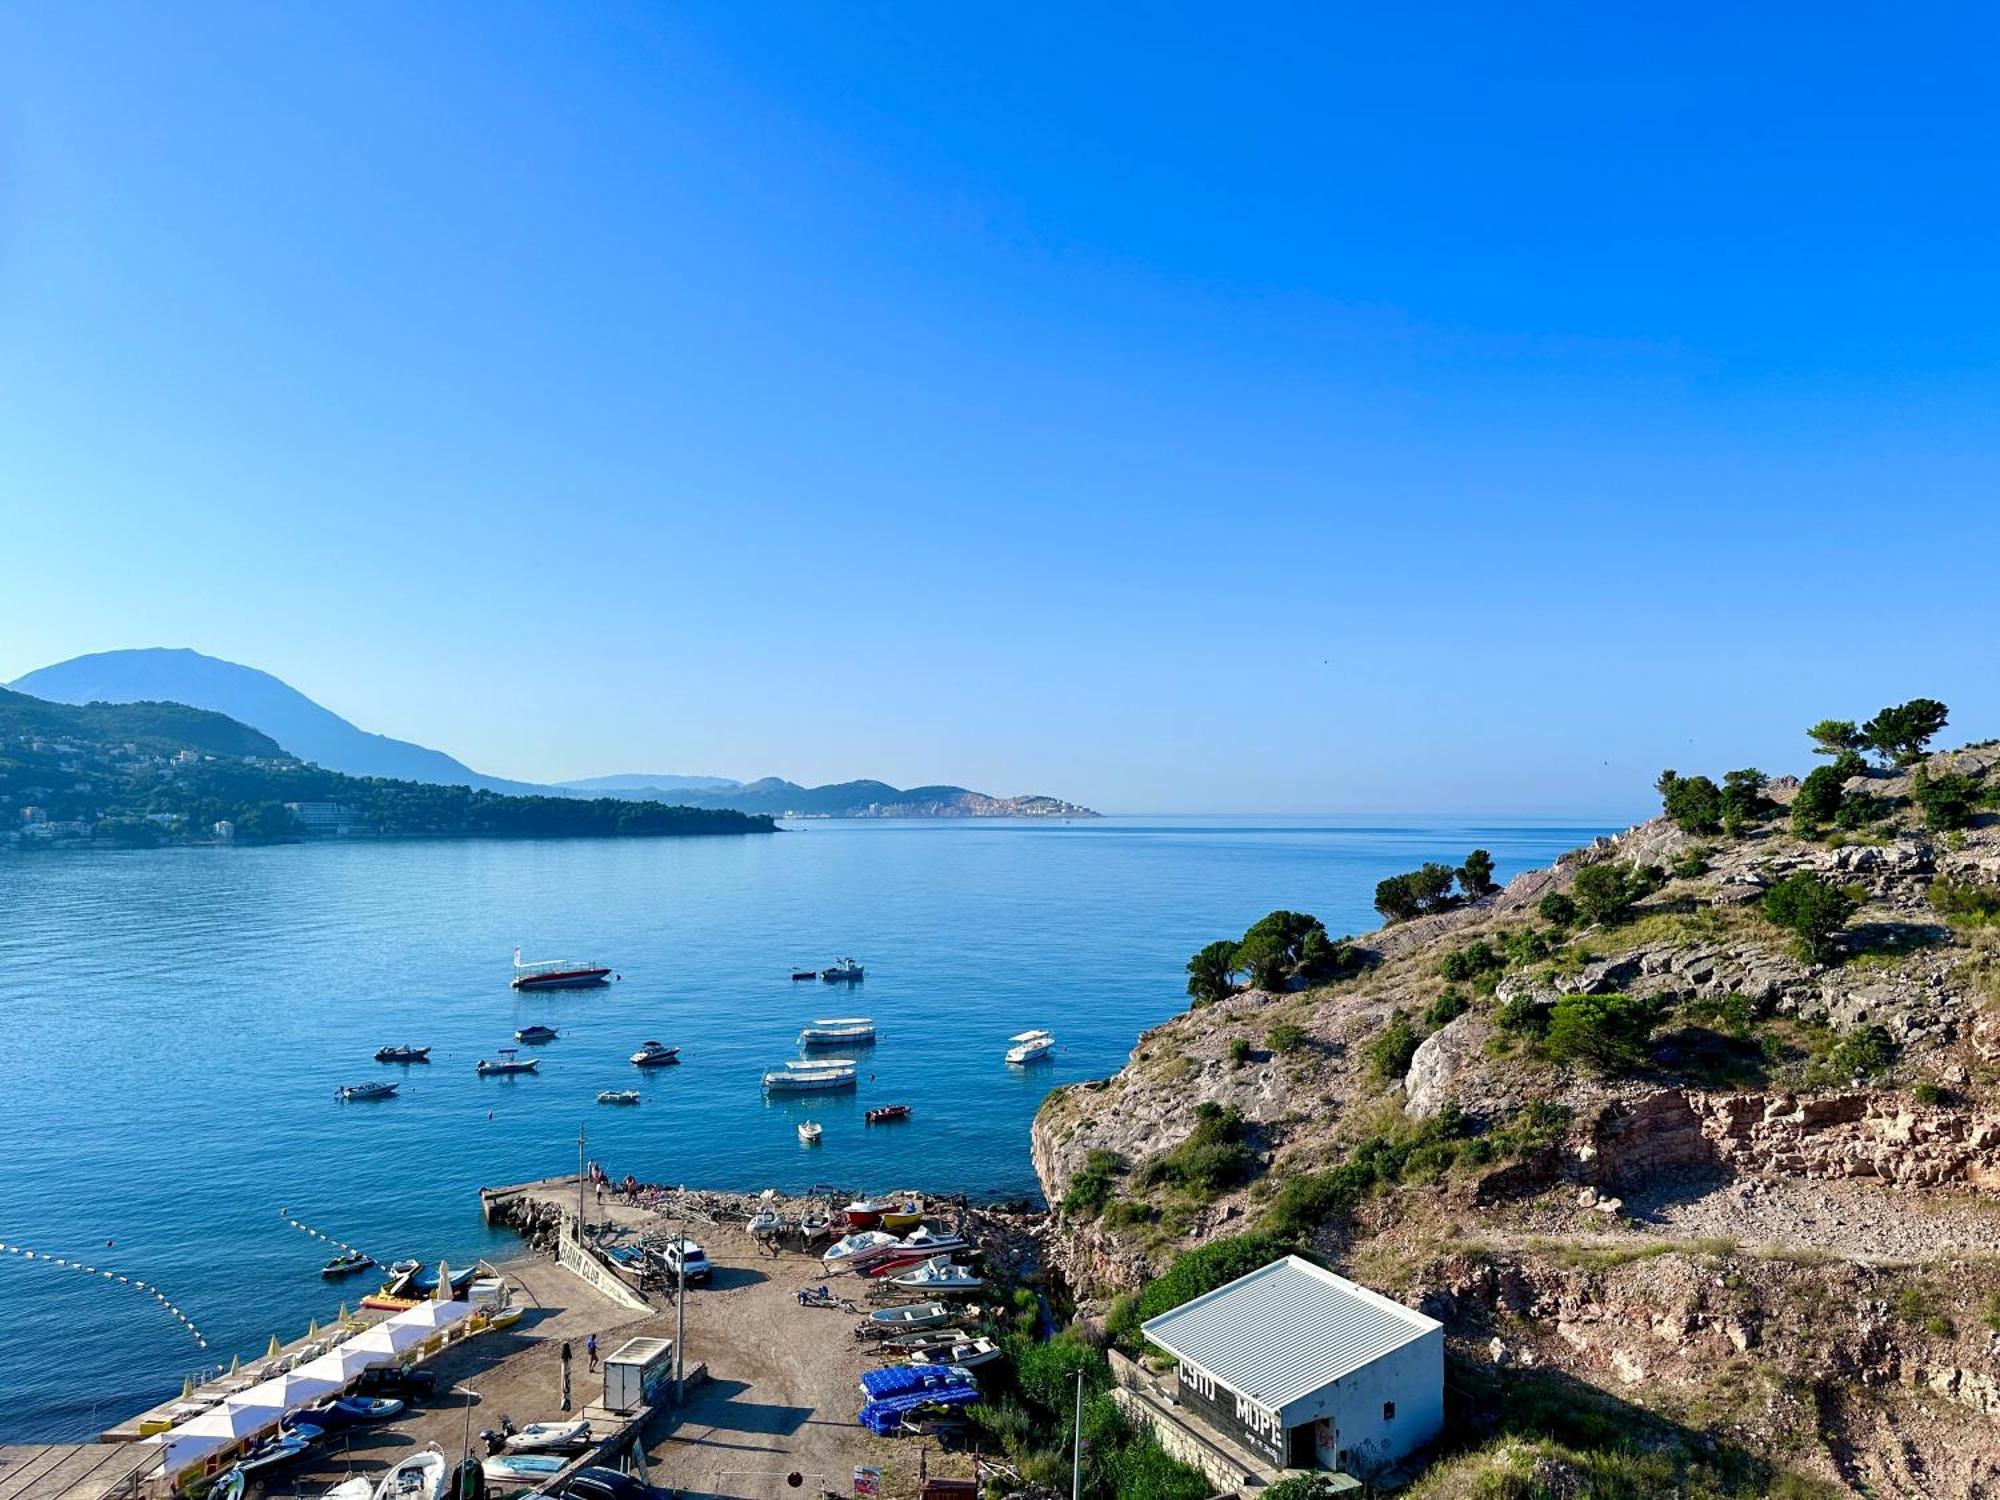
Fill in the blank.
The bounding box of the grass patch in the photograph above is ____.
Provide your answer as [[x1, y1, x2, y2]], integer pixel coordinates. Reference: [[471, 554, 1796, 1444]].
[[1134, 1102, 1254, 1198]]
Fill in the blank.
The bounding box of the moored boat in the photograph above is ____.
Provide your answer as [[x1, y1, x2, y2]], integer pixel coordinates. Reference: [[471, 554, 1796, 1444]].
[[798, 1120, 823, 1145], [791, 969, 818, 981], [514, 1025, 559, 1044], [597, 1089, 641, 1105], [630, 1040, 680, 1067], [510, 946, 615, 991], [374, 1045, 430, 1064], [1005, 1029, 1055, 1065], [865, 1105, 911, 1126], [476, 1049, 538, 1076], [336, 1081, 398, 1101], [800, 1017, 876, 1047], [762, 1060, 856, 1092], [819, 957, 865, 983], [320, 1249, 376, 1279]]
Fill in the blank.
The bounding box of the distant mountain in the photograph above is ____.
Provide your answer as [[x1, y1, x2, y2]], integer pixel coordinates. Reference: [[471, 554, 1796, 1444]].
[[10, 648, 554, 795], [559, 773, 743, 793], [660, 777, 1099, 819]]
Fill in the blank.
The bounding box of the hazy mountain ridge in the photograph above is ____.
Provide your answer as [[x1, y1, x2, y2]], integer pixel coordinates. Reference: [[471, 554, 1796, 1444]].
[[9, 649, 1098, 817]]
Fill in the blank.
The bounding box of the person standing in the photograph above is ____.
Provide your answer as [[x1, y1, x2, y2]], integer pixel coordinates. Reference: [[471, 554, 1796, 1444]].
[[587, 1333, 599, 1372]]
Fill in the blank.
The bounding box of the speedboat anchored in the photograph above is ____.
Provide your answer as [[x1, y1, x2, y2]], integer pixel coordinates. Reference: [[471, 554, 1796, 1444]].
[[514, 1024, 559, 1044], [798, 1120, 823, 1145], [475, 1049, 539, 1076], [630, 1040, 680, 1067], [819, 958, 865, 983], [1006, 1029, 1055, 1065], [374, 1045, 430, 1064], [510, 946, 616, 991], [800, 1017, 875, 1047], [336, 1081, 398, 1101], [598, 1090, 641, 1106]]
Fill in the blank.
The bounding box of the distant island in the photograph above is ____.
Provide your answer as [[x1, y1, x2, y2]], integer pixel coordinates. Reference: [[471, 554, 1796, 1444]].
[[0, 687, 775, 847], [10, 649, 1098, 818]]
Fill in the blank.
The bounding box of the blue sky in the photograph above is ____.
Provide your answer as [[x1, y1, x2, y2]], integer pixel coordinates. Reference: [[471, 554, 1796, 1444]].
[[1, 5, 1995, 814]]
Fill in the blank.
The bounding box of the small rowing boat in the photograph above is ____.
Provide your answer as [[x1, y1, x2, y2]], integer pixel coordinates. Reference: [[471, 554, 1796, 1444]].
[[866, 1301, 953, 1331]]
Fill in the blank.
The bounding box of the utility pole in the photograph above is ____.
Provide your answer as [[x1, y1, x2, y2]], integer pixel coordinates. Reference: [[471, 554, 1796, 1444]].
[[1071, 1368, 1084, 1500], [674, 1185, 687, 1405]]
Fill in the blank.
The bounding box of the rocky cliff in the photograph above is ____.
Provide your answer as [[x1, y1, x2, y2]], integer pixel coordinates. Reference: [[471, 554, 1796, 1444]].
[[1032, 742, 2000, 1497]]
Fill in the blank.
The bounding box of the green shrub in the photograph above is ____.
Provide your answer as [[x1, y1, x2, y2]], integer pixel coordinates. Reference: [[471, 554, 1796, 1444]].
[[1497, 994, 1550, 1037], [1657, 770, 1724, 834], [1913, 767, 1979, 832], [1671, 846, 1711, 880], [1266, 1021, 1307, 1054], [1366, 1010, 1422, 1082], [1763, 871, 1857, 964], [1538, 892, 1577, 928], [1374, 863, 1461, 923], [1572, 861, 1648, 924], [1424, 986, 1470, 1028], [1265, 1474, 1356, 1500], [1102, 1200, 1158, 1229], [1808, 1023, 1895, 1084], [1062, 1149, 1126, 1218], [1439, 940, 1502, 983], [1501, 928, 1551, 967], [1459, 848, 1499, 899], [1680, 991, 1755, 1040], [1135, 1102, 1254, 1196], [1911, 1082, 1949, 1107], [1861, 697, 1949, 766], [1543, 992, 1660, 1074], [1184, 939, 1240, 1007], [1930, 879, 2000, 926], [1226, 1036, 1251, 1067]]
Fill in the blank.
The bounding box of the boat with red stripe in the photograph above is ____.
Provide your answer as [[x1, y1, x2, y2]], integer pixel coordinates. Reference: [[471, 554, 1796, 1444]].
[[510, 946, 618, 990]]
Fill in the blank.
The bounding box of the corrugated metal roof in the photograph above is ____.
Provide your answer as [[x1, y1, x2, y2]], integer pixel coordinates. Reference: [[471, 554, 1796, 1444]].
[[1139, 1256, 1438, 1414]]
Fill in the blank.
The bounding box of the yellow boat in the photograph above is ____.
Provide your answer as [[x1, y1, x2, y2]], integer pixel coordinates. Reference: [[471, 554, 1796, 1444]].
[[879, 1198, 925, 1233]]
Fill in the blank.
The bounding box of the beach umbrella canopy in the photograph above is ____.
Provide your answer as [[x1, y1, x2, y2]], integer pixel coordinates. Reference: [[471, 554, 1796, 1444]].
[[433, 1260, 452, 1303], [246, 1369, 344, 1409], [347, 1319, 426, 1359], [396, 1299, 474, 1333], [295, 1344, 384, 1384]]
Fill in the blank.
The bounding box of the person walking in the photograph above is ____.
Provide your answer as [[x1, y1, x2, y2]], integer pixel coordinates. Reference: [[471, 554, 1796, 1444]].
[[586, 1333, 599, 1372]]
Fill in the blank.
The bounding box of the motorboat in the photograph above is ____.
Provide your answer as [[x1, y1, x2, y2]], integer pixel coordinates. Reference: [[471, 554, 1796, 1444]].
[[504, 1419, 592, 1454], [630, 1040, 680, 1067], [388, 1258, 422, 1280], [822, 1229, 902, 1270], [879, 1198, 924, 1232], [374, 1045, 430, 1064], [514, 1025, 560, 1044], [912, 1336, 1000, 1376], [336, 1081, 398, 1101], [842, 1199, 891, 1230], [598, 1090, 641, 1106], [861, 1251, 937, 1279], [898, 1225, 969, 1256], [891, 1256, 984, 1294], [482, 1454, 567, 1486], [762, 1060, 856, 1092], [799, 1018, 875, 1047], [289, 1396, 404, 1430], [749, 1208, 783, 1238], [799, 1208, 833, 1238], [798, 1121, 823, 1145], [865, 1106, 911, 1126], [1006, 1029, 1055, 1065], [820, 958, 865, 983], [511, 947, 615, 990], [375, 1446, 448, 1500], [400, 1262, 480, 1299], [866, 1301, 953, 1332], [320, 1250, 376, 1279], [476, 1049, 539, 1076]]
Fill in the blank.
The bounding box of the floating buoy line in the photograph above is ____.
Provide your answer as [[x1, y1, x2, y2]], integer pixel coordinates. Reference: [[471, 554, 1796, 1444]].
[[277, 1205, 380, 1267], [0, 1238, 208, 1348]]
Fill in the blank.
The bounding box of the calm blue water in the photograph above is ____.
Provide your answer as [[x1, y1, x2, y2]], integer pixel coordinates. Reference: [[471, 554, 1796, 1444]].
[[0, 815, 1612, 1439]]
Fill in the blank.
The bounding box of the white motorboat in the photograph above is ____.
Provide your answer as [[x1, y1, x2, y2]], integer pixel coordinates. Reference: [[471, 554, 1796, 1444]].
[[749, 1208, 783, 1238], [336, 1081, 398, 1101], [798, 1120, 823, 1145], [763, 1060, 857, 1093], [1006, 1029, 1055, 1065], [597, 1090, 641, 1105], [865, 1301, 953, 1331], [898, 1225, 969, 1256], [374, 1447, 447, 1500], [476, 1049, 539, 1076], [820, 958, 865, 983], [890, 1255, 984, 1294], [504, 1419, 592, 1454], [482, 1454, 566, 1486], [822, 1229, 902, 1269], [630, 1040, 680, 1067], [799, 1017, 875, 1047], [511, 946, 615, 990], [910, 1336, 1002, 1369]]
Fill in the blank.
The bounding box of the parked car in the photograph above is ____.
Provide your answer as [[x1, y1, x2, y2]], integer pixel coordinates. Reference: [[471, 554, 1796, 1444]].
[[556, 1467, 652, 1500], [354, 1365, 438, 1400], [649, 1237, 711, 1285]]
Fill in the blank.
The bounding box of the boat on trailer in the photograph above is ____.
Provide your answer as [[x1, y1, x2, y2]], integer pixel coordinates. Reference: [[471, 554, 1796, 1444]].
[[891, 1256, 984, 1294], [866, 1301, 953, 1332], [375, 1447, 447, 1500], [510, 946, 615, 991]]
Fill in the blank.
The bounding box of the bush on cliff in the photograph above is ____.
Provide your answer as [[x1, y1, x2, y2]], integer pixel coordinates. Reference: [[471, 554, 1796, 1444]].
[[1762, 871, 1857, 965], [1185, 911, 1360, 1004], [1912, 767, 1979, 832], [1061, 1149, 1126, 1219], [1185, 939, 1240, 1006], [1374, 862, 1461, 922], [1862, 697, 1949, 766], [1135, 1102, 1254, 1197], [1571, 861, 1657, 925], [1791, 764, 1845, 835], [1542, 992, 1661, 1075]]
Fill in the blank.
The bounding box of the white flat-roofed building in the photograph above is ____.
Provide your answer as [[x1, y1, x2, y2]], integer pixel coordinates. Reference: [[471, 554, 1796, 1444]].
[[1139, 1255, 1442, 1479]]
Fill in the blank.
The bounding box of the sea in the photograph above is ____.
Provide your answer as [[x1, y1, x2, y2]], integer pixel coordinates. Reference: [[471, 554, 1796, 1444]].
[[0, 814, 1618, 1440]]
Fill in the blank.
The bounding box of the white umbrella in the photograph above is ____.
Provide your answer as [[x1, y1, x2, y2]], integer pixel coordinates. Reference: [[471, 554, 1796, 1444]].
[[433, 1260, 452, 1303], [248, 1369, 344, 1409], [295, 1344, 384, 1384], [396, 1299, 474, 1333]]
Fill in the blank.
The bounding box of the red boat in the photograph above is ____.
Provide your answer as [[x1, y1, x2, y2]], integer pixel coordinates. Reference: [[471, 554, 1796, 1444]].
[[861, 1252, 936, 1278], [511, 947, 617, 991], [865, 1105, 912, 1125], [841, 1200, 891, 1231]]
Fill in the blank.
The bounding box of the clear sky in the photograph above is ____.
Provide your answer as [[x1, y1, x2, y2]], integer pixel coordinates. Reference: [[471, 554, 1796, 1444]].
[[2, 5, 1995, 815]]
